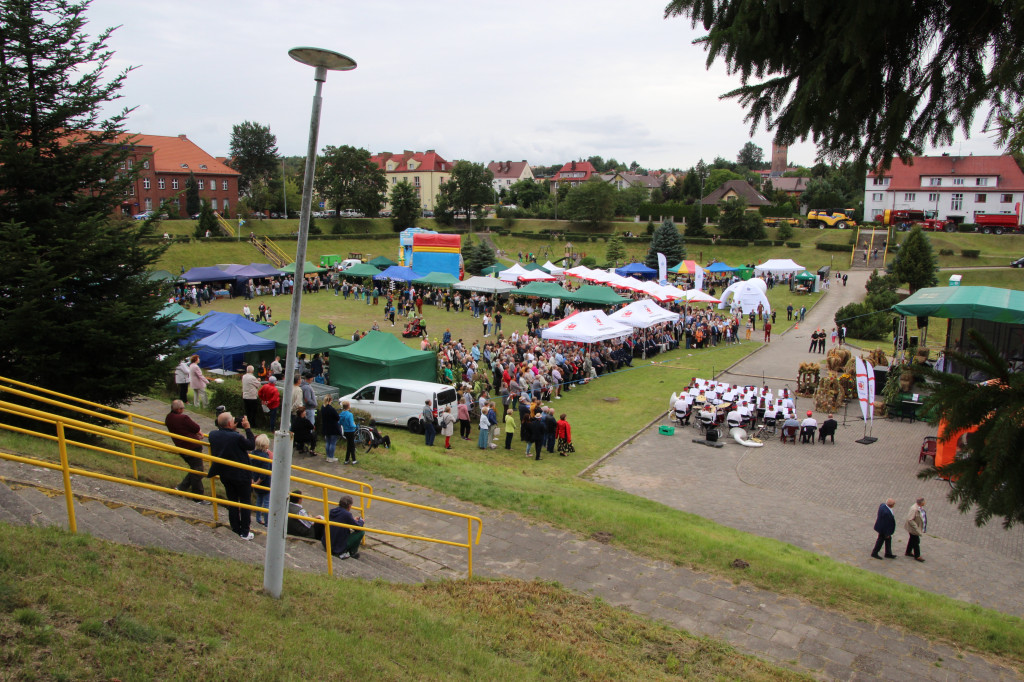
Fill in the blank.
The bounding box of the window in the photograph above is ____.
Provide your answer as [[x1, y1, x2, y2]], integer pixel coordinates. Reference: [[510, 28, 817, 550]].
[[354, 386, 376, 401], [143, 178, 151, 190], [976, 178, 989, 186], [871, 193, 883, 201], [378, 387, 402, 403], [211, 199, 217, 210], [872, 176, 889, 186], [199, 164, 207, 170], [198, 179, 205, 190], [904, 193, 916, 202], [1002, 194, 1013, 203], [173, 198, 180, 209], [144, 198, 152, 211], [929, 178, 942, 186], [119, 160, 126, 170], [127, 159, 133, 169], [222, 180, 228, 191], [414, 176, 420, 187], [928, 193, 940, 203], [391, 177, 396, 184], [171, 179, 179, 190], [143, 160, 149, 170], [953, 177, 964, 185], [975, 194, 987, 203], [951, 193, 963, 211], [222, 199, 229, 212]]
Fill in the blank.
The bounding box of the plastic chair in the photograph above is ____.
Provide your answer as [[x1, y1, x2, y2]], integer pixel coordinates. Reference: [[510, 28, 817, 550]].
[[780, 425, 798, 444], [800, 425, 817, 443], [919, 436, 938, 464], [818, 421, 837, 443]]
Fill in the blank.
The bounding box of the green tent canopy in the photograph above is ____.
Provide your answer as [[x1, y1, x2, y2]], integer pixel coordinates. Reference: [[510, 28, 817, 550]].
[[278, 260, 327, 275], [256, 321, 352, 355], [565, 284, 630, 306], [413, 271, 458, 287], [159, 302, 200, 324], [327, 331, 436, 396], [893, 286, 1024, 325], [148, 269, 178, 282], [480, 263, 504, 275], [521, 262, 549, 272], [514, 281, 569, 299], [368, 255, 398, 268], [341, 263, 384, 278], [795, 270, 817, 282], [733, 266, 754, 281]]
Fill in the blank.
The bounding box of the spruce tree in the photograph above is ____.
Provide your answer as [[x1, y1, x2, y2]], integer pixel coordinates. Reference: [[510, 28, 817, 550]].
[[891, 226, 938, 294], [605, 234, 627, 266], [197, 200, 219, 237], [644, 219, 685, 269], [185, 171, 201, 217], [0, 0, 184, 406]]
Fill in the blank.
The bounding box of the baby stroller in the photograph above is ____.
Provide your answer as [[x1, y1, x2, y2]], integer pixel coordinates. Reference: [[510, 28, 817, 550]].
[[401, 317, 425, 338]]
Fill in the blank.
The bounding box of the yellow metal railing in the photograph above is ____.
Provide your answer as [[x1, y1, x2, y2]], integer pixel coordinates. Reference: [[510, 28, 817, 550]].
[[217, 213, 235, 237], [251, 235, 292, 268], [0, 383, 482, 577]]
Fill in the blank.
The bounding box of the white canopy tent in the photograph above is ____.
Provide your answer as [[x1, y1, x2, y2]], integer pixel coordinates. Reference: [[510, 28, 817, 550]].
[[498, 263, 532, 283], [564, 265, 594, 279], [608, 299, 680, 328], [517, 269, 557, 282], [684, 289, 721, 304], [754, 258, 805, 277], [453, 276, 517, 294], [540, 310, 633, 343], [717, 278, 771, 315], [542, 260, 565, 275]]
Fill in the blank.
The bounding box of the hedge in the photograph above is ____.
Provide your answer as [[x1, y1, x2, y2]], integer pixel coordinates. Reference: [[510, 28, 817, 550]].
[[961, 249, 981, 258], [815, 242, 855, 252], [786, 242, 801, 248]]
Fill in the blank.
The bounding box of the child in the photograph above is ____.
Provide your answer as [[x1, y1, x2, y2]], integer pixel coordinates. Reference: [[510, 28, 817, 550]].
[[250, 434, 272, 526]]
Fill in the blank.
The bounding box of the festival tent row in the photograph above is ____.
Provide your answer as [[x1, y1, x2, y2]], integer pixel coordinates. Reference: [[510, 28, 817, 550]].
[[327, 331, 436, 395]]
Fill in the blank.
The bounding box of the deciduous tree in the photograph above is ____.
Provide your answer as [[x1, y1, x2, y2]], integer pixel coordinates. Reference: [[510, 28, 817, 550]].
[[314, 145, 387, 217], [436, 161, 493, 229], [737, 141, 764, 168], [389, 180, 419, 231], [561, 179, 616, 229], [228, 121, 279, 196], [0, 0, 183, 406]]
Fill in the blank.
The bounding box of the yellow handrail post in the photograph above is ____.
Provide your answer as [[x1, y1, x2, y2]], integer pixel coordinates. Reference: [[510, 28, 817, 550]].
[[322, 489, 333, 574], [127, 414, 139, 480], [467, 517, 473, 578], [55, 423, 77, 533], [210, 477, 219, 524]]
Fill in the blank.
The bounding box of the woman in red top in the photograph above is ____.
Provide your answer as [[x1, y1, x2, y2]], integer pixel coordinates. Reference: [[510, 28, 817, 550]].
[[555, 413, 575, 455], [257, 376, 282, 432]]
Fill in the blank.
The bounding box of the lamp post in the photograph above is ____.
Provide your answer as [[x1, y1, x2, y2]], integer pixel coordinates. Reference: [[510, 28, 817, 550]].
[[264, 47, 356, 599]]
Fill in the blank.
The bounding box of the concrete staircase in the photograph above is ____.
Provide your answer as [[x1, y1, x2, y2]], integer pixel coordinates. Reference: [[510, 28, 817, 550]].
[[0, 458, 444, 584]]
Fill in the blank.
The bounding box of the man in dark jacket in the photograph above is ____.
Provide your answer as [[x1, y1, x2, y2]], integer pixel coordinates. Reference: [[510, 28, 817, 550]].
[[207, 412, 256, 540], [543, 407, 557, 454], [870, 498, 897, 559], [164, 399, 206, 497], [321, 495, 365, 559]]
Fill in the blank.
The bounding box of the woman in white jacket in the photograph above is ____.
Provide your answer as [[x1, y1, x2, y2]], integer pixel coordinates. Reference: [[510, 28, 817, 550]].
[[439, 406, 456, 450]]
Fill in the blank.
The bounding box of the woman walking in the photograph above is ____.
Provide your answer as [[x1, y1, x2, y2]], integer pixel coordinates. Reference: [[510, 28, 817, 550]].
[[457, 397, 471, 440], [440, 406, 456, 450], [321, 396, 341, 463], [556, 413, 575, 456], [477, 404, 491, 449]]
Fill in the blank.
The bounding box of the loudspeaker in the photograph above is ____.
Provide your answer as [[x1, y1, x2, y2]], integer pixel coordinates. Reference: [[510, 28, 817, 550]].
[[705, 428, 719, 442]]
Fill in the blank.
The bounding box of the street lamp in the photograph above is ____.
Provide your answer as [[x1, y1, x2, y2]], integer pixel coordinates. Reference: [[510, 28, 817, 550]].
[[264, 46, 356, 600]]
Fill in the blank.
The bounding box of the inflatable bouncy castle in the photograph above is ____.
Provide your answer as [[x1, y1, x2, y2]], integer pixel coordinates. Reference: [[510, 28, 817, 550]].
[[400, 228, 462, 279]]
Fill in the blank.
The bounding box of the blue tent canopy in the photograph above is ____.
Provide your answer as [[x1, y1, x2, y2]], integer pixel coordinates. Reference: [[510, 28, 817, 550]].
[[373, 265, 423, 282], [222, 263, 280, 278], [194, 323, 275, 370], [614, 262, 657, 279], [706, 262, 736, 273], [182, 311, 266, 343], [181, 266, 236, 283]]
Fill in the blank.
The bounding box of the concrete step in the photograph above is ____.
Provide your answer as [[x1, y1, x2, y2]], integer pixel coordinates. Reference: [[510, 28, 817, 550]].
[[0, 480, 40, 524]]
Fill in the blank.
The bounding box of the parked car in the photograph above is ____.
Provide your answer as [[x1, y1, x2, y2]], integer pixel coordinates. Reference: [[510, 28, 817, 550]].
[[379, 209, 392, 217], [1012, 256, 1024, 268], [421, 209, 434, 218], [133, 211, 154, 221]]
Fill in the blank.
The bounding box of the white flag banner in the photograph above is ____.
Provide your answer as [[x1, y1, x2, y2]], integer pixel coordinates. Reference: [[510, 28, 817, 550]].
[[855, 357, 870, 422], [694, 264, 705, 291], [866, 359, 876, 422], [657, 252, 667, 285]]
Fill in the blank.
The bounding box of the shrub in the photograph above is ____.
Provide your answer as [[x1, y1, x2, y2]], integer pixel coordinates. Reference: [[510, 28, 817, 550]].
[[959, 223, 976, 232], [580, 256, 597, 267], [961, 249, 980, 258], [718, 238, 748, 247], [753, 240, 773, 246], [786, 242, 801, 248], [835, 301, 892, 340], [939, 248, 954, 256], [777, 222, 794, 241], [210, 380, 244, 418], [684, 237, 713, 245], [816, 242, 854, 252]]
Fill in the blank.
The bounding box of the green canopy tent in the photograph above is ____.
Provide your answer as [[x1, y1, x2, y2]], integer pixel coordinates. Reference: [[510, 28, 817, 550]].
[[159, 302, 200, 325], [514, 281, 570, 299], [148, 269, 178, 283], [341, 263, 384, 278], [521, 262, 549, 272], [480, 264, 504, 275], [327, 331, 437, 396], [368, 255, 398, 268], [893, 286, 1024, 324], [564, 284, 630, 306], [795, 270, 817, 282], [256, 321, 353, 356], [413, 271, 458, 287], [733, 266, 754, 281], [278, 260, 327, 275]]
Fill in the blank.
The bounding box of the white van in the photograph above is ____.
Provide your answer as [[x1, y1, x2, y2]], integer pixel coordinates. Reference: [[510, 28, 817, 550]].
[[340, 379, 458, 432]]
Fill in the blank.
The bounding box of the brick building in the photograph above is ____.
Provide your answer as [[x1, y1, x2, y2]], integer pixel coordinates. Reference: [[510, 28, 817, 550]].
[[112, 133, 239, 218]]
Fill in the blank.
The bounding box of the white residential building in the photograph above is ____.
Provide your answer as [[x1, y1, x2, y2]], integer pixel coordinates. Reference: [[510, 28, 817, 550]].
[[864, 154, 1024, 225], [487, 160, 534, 195]]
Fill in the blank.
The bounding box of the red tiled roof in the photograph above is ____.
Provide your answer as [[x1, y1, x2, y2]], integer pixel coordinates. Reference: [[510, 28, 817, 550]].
[[129, 133, 238, 176], [371, 150, 451, 173], [553, 160, 596, 181], [487, 160, 530, 179], [872, 155, 1024, 191]]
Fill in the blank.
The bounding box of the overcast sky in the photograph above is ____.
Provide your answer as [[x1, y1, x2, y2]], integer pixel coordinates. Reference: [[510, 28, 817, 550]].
[[87, 0, 1002, 171]]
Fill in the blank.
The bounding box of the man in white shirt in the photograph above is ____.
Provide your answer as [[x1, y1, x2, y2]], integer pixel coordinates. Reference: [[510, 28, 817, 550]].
[[800, 410, 818, 443], [726, 407, 743, 428], [801, 411, 818, 429]]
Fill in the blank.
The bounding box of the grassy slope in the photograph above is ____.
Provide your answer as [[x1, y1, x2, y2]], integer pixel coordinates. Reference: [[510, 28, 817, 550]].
[[0, 524, 803, 681]]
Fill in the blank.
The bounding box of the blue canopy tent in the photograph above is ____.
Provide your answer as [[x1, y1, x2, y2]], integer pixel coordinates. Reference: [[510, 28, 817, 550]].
[[706, 262, 736, 273], [221, 263, 281, 294], [181, 311, 267, 343], [180, 266, 236, 284], [194, 323, 276, 370], [614, 262, 658, 280], [373, 265, 423, 282]]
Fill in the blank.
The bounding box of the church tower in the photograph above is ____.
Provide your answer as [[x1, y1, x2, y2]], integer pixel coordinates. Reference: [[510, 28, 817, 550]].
[[770, 143, 788, 177]]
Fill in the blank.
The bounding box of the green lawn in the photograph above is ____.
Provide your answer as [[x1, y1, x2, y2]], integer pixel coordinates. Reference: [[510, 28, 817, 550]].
[[0, 524, 803, 681]]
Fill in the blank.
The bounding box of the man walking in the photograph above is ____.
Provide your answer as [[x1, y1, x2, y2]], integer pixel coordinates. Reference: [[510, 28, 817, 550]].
[[207, 412, 256, 540], [763, 321, 772, 343], [174, 358, 190, 402], [339, 400, 358, 464], [870, 498, 897, 559], [904, 497, 927, 561], [301, 373, 317, 426], [164, 400, 207, 499]]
